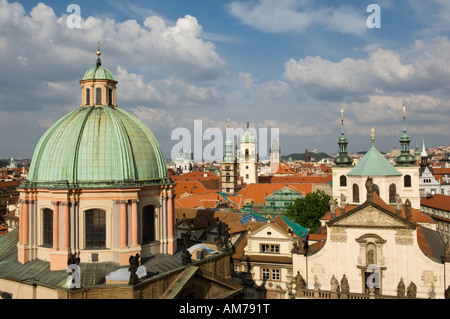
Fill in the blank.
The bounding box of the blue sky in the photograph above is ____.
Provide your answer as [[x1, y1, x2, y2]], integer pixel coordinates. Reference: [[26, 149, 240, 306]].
[[1, 0, 450, 161]]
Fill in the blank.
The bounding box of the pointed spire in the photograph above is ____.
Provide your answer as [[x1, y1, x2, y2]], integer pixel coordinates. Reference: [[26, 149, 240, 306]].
[[334, 108, 353, 166], [421, 138, 427, 157], [224, 118, 234, 163], [395, 106, 416, 166]]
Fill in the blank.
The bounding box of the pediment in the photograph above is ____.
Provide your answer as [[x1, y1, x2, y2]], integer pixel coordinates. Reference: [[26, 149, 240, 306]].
[[329, 203, 416, 229], [250, 223, 290, 240]]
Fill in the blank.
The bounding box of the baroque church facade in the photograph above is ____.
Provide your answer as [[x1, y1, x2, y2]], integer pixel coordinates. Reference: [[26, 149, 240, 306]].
[[291, 108, 449, 299]]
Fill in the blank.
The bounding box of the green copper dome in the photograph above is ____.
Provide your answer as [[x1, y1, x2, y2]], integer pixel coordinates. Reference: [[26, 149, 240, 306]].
[[25, 105, 168, 189], [82, 65, 116, 81]]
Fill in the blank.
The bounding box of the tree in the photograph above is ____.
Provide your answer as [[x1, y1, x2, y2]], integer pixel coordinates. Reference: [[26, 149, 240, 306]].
[[286, 190, 333, 233]]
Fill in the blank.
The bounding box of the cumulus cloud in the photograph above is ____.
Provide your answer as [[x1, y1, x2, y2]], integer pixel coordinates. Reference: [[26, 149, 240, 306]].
[[227, 0, 366, 35], [284, 36, 450, 101], [115, 66, 225, 109], [0, 0, 227, 112]]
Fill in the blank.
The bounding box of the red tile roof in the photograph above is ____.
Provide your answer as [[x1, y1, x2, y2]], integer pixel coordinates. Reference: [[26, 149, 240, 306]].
[[421, 194, 450, 212], [237, 183, 311, 208]]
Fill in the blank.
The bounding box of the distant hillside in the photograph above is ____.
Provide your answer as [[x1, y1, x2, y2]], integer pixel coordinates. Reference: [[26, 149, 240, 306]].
[[281, 152, 331, 162]]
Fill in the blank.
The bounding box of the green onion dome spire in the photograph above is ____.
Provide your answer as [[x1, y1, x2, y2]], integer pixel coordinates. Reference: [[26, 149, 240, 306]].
[[334, 108, 353, 166], [395, 106, 416, 167]]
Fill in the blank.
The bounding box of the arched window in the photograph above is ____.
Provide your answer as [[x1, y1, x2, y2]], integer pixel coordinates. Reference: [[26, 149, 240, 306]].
[[86, 88, 90, 105], [389, 184, 396, 203], [404, 175, 411, 188], [85, 209, 106, 249], [353, 184, 359, 203], [42, 208, 53, 248], [245, 149, 249, 160], [142, 205, 155, 244], [226, 172, 230, 182], [340, 175, 347, 187], [96, 87, 102, 105]]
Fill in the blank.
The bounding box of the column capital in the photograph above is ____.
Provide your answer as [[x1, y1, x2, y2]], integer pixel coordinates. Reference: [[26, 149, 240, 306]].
[[131, 199, 139, 204], [60, 201, 71, 207], [51, 201, 60, 206], [113, 200, 129, 205]]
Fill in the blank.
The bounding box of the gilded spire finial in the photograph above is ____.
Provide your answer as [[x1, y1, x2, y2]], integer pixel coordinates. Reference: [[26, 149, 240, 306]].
[[371, 127, 375, 143], [227, 117, 230, 128], [403, 105, 406, 119], [96, 41, 102, 66]]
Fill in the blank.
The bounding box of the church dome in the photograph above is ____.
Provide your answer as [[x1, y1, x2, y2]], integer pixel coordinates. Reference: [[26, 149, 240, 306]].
[[82, 64, 115, 81], [25, 51, 168, 189], [26, 106, 168, 189]]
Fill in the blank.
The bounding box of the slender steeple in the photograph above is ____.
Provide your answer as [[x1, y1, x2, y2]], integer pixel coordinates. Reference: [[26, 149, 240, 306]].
[[334, 108, 353, 166], [395, 106, 416, 166], [420, 138, 429, 166], [223, 118, 235, 163]]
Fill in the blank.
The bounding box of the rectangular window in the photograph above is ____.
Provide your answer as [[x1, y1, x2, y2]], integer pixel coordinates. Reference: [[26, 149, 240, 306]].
[[261, 268, 281, 281], [260, 244, 280, 253], [85, 209, 106, 249], [142, 205, 155, 244], [262, 268, 270, 280], [42, 209, 53, 248]]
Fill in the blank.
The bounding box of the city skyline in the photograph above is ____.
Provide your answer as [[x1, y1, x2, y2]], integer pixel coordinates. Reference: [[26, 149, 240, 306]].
[[1, 0, 450, 160]]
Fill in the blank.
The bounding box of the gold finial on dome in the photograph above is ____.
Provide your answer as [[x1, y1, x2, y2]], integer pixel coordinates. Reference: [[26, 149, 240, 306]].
[[371, 127, 375, 143], [403, 105, 406, 119], [96, 41, 102, 66], [227, 117, 230, 128]]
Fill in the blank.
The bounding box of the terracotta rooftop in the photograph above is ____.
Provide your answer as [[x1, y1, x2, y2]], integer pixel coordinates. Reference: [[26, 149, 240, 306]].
[[237, 183, 311, 208], [421, 194, 450, 212]]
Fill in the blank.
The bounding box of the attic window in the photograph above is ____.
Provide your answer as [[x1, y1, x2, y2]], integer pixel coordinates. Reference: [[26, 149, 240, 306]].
[[261, 244, 279, 253]]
